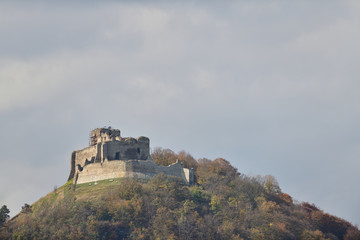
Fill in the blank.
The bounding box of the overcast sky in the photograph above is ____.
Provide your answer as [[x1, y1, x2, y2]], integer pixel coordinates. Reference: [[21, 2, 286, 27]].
[[1, 0, 360, 226]]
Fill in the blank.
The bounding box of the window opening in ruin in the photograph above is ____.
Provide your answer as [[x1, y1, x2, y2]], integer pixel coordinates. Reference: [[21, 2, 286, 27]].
[[77, 164, 83, 172], [115, 152, 120, 160], [137, 148, 140, 154]]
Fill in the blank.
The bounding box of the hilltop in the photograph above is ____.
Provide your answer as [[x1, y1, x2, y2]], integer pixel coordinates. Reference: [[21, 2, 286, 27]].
[[1, 148, 360, 240]]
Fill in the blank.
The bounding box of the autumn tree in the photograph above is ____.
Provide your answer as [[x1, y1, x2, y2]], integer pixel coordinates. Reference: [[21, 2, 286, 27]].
[[151, 147, 178, 166], [151, 148, 198, 170], [196, 158, 240, 187], [344, 227, 360, 240], [256, 175, 281, 194], [177, 150, 198, 170], [118, 178, 143, 200]]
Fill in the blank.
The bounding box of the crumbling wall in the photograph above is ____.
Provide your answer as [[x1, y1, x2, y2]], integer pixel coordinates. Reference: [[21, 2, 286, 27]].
[[75, 145, 98, 167], [102, 137, 150, 161], [90, 128, 121, 146]]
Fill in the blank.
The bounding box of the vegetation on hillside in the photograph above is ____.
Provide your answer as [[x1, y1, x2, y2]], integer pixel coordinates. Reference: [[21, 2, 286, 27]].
[[1, 148, 359, 240], [0, 205, 10, 227]]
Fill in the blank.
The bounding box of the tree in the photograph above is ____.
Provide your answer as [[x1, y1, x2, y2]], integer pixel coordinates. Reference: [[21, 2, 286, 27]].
[[0, 205, 10, 226], [21, 203, 32, 213], [118, 178, 143, 200], [151, 148, 199, 170], [344, 227, 360, 240], [255, 175, 281, 194], [151, 147, 177, 166], [300, 230, 328, 240], [196, 158, 240, 187], [177, 151, 198, 170]]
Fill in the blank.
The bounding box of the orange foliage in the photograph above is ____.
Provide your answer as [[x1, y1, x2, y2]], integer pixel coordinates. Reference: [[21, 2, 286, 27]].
[[278, 193, 293, 205], [301, 201, 356, 239]]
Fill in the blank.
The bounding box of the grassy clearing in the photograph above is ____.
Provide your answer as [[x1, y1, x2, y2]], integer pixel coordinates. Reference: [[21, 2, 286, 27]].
[[74, 178, 124, 201], [31, 178, 141, 210]]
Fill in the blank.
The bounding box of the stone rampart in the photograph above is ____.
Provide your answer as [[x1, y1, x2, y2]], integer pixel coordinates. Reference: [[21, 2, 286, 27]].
[[75, 159, 193, 185]]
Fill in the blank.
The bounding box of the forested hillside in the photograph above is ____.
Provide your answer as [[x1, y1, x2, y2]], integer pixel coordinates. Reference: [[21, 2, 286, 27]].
[[1, 148, 359, 239]]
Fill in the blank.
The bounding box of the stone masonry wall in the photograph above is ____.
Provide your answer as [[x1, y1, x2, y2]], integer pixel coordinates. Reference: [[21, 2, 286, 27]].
[[102, 139, 150, 161], [75, 160, 193, 185], [75, 145, 98, 167]]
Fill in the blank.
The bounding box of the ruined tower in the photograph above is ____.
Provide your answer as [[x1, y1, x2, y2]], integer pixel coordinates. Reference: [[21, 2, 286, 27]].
[[68, 127, 194, 185]]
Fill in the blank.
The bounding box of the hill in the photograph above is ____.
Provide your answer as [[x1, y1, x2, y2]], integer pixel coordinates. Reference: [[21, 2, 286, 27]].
[[1, 148, 359, 240]]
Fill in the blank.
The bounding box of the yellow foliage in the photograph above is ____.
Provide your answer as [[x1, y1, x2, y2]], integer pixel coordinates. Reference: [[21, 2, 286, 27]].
[[210, 195, 223, 212], [260, 200, 279, 214], [300, 229, 329, 240]]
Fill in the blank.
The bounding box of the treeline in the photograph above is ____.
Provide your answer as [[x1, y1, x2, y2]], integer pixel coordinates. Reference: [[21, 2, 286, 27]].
[[1, 148, 359, 239]]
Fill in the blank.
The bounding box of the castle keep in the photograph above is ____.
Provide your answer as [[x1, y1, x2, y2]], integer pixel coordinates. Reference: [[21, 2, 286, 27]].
[[68, 127, 194, 184]]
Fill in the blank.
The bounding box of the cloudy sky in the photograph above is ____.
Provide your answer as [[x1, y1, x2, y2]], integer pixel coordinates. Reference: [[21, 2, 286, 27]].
[[1, 0, 360, 225]]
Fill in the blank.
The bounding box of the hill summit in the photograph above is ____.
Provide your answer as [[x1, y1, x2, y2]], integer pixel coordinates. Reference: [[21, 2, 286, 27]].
[[1, 129, 359, 239], [69, 127, 193, 185]]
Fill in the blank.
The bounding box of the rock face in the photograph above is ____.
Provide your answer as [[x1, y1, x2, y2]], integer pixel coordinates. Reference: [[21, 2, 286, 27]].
[[68, 127, 194, 185]]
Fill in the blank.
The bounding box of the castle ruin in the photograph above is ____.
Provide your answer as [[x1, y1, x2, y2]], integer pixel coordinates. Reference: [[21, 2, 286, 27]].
[[68, 127, 194, 185]]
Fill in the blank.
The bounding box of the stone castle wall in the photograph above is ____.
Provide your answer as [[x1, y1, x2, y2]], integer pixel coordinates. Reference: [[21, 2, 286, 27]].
[[69, 128, 194, 185], [75, 160, 194, 185], [75, 145, 99, 165], [102, 137, 150, 161]]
